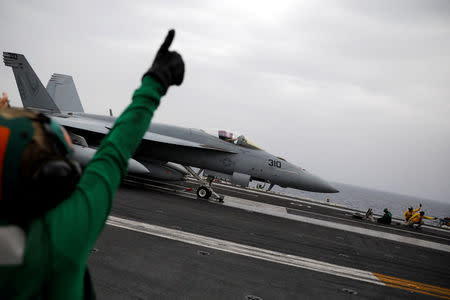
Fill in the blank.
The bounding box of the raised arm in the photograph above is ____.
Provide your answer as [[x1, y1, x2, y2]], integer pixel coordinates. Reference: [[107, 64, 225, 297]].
[[45, 29, 185, 256], [413, 204, 422, 213]]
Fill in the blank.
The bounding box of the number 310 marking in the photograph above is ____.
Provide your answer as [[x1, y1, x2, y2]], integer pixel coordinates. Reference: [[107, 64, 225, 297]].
[[268, 159, 282, 168]]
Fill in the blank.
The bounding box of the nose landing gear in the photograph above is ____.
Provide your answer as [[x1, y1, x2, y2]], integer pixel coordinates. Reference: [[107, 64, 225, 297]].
[[183, 166, 224, 202], [196, 186, 212, 199]]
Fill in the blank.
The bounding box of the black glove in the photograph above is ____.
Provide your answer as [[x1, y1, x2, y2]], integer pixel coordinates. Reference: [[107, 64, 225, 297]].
[[143, 29, 185, 95]]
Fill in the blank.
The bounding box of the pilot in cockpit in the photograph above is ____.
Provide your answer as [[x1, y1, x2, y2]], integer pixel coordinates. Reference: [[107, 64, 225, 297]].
[[218, 130, 236, 143]]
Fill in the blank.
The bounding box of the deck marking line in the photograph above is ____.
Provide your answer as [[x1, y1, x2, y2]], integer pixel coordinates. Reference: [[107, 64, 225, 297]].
[[107, 215, 382, 286], [223, 196, 450, 253], [373, 273, 450, 299]]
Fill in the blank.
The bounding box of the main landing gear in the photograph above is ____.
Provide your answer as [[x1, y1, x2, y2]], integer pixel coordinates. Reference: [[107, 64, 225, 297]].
[[183, 166, 224, 202]]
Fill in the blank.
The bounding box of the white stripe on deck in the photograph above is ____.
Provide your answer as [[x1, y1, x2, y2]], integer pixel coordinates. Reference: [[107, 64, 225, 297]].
[[107, 215, 383, 286], [223, 196, 450, 253]]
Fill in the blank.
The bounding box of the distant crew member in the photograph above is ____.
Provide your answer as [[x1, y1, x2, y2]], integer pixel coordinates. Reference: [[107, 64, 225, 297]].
[[377, 208, 392, 224], [256, 183, 266, 189], [404, 203, 422, 221], [366, 208, 392, 225], [406, 211, 437, 228], [0, 29, 184, 299]]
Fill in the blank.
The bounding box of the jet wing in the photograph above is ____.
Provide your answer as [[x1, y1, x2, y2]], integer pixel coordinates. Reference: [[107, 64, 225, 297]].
[[53, 116, 237, 153]]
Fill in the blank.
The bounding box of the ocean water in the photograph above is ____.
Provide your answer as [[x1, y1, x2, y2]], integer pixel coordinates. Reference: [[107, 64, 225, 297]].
[[269, 182, 450, 223]]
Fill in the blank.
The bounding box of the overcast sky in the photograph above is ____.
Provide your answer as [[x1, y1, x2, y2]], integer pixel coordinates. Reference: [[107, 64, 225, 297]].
[[1, 0, 449, 202]]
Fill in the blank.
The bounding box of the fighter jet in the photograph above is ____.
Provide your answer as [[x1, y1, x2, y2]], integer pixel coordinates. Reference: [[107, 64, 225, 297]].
[[3, 52, 338, 200]]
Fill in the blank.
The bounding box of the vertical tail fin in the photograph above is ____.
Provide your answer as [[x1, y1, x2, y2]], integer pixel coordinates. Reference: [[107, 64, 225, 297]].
[[3, 52, 60, 113], [46, 73, 84, 112]]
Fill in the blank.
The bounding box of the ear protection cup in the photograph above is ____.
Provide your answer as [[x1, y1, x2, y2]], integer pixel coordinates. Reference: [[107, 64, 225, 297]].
[[28, 159, 81, 214], [37, 159, 81, 196], [26, 116, 82, 212], [40, 160, 73, 178]]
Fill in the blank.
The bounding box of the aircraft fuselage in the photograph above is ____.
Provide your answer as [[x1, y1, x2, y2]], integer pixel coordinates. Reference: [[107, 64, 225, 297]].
[[53, 113, 337, 193]]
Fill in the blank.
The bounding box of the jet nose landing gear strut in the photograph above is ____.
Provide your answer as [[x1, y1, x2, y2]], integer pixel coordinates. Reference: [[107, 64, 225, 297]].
[[183, 166, 224, 202]]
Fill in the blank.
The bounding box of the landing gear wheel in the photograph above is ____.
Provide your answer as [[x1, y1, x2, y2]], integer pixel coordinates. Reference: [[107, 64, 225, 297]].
[[182, 166, 224, 201], [197, 186, 211, 199]]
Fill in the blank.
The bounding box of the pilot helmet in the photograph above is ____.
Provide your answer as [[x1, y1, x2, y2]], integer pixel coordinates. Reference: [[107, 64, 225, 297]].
[[0, 107, 81, 222]]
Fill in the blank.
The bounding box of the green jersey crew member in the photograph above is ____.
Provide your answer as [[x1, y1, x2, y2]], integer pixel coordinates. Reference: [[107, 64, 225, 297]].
[[366, 208, 392, 225], [377, 208, 392, 225], [0, 29, 184, 299]]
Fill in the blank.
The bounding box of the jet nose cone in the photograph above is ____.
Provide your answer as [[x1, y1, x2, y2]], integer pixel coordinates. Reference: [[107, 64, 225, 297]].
[[308, 178, 339, 193], [318, 182, 339, 193], [295, 171, 339, 193]]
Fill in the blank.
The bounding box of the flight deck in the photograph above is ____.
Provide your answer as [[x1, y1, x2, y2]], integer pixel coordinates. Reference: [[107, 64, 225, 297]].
[[88, 178, 450, 299]]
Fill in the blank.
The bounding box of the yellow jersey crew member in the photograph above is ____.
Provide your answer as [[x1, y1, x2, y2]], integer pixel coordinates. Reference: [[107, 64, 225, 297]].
[[406, 211, 437, 228], [0, 29, 184, 299], [404, 204, 422, 221]]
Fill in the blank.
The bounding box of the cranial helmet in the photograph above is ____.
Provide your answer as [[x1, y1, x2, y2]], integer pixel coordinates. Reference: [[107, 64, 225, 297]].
[[408, 207, 413, 211], [383, 208, 388, 213], [0, 107, 81, 222], [420, 211, 425, 216]]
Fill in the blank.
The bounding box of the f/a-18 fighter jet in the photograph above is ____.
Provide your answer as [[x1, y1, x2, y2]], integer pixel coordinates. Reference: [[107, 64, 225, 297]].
[[3, 52, 338, 201]]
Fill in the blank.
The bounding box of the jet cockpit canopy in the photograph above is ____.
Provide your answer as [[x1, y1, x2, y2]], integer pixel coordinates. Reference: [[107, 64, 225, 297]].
[[216, 129, 262, 150]]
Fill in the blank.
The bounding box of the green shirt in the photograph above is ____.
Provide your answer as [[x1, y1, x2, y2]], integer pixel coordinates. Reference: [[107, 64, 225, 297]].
[[0, 76, 163, 299]]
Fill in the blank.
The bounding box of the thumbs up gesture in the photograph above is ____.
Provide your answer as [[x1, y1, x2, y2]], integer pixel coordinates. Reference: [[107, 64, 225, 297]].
[[143, 29, 185, 95]]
